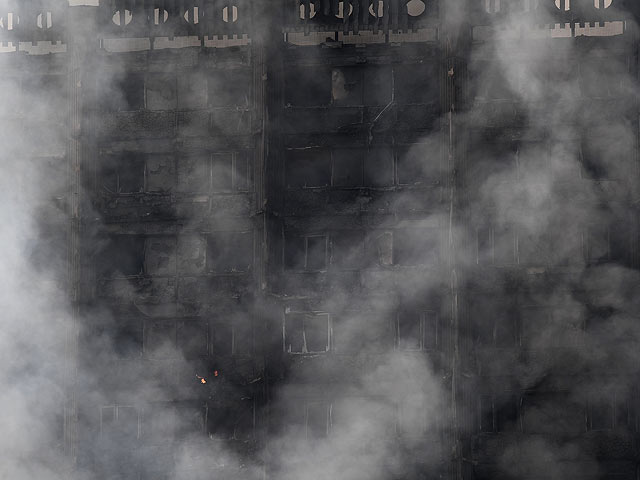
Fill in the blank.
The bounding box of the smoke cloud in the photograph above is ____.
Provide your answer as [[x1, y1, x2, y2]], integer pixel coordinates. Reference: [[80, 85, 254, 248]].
[[1, 1, 638, 480]]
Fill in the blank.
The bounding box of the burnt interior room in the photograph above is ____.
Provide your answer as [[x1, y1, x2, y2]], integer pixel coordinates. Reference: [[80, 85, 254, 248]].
[[2, 0, 640, 479]]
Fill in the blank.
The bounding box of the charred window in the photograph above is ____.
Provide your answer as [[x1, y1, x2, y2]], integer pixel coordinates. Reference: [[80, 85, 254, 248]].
[[397, 142, 440, 186], [211, 153, 234, 191], [580, 57, 627, 99], [207, 399, 254, 441], [581, 126, 631, 180], [285, 234, 328, 272], [145, 403, 204, 441], [0, 76, 21, 115], [332, 67, 362, 106], [284, 312, 330, 354], [286, 148, 331, 188], [306, 402, 330, 438], [178, 152, 250, 193], [232, 318, 252, 356], [520, 306, 584, 348], [366, 230, 394, 266], [517, 142, 548, 180], [108, 73, 145, 111], [285, 66, 331, 107], [102, 319, 143, 358], [214, 152, 251, 192], [398, 394, 428, 437], [472, 298, 516, 348], [393, 228, 440, 266], [101, 154, 145, 194], [174, 403, 206, 439], [144, 403, 176, 443], [176, 320, 208, 358], [330, 230, 364, 270], [468, 142, 518, 187], [177, 72, 208, 110], [394, 64, 439, 105], [207, 231, 252, 273], [208, 68, 251, 108], [331, 66, 392, 106], [212, 322, 233, 357], [212, 320, 251, 357], [332, 148, 363, 187], [479, 394, 519, 433], [146, 74, 177, 111], [22, 75, 68, 119], [477, 224, 516, 266], [177, 155, 210, 193], [522, 393, 584, 434], [99, 235, 146, 277], [518, 229, 582, 267], [364, 147, 394, 187], [144, 319, 176, 359], [101, 405, 139, 441], [589, 393, 629, 431], [473, 62, 514, 101], [586, 225, 610, 264], [397, 308, 438, 351]]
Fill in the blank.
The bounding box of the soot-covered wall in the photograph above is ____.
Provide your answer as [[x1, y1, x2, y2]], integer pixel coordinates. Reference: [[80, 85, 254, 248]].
[[1, 1, 640, 480]]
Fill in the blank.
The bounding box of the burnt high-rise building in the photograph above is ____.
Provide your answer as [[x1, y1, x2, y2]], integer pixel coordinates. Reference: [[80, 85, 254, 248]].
[[1, 1, 640, 479]]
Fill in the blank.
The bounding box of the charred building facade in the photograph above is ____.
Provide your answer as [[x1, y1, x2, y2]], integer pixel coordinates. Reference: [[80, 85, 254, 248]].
[[2, 1, 640, 479]]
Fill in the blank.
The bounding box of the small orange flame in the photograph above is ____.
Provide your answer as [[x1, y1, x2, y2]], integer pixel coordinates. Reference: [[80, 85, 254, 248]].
[[214, 370, 219, 377], [196, 374, 206, 384]]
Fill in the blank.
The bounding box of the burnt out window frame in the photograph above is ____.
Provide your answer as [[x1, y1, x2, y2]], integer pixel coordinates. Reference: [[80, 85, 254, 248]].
[[305, 400, 332, 438], [330, 65, 394, 107], [330, 147, 364, 187], [206, 397, 255, 441], [521, 391, 586, 435], [396, 142, 442, 187], [143, 401, 206, 442], [206, 230, 254, 274], [211, 151, 252, 193], [100, 152, 147, 195], [100, 404, 140, 440], [285, 147, 332, 189], [518, 304, 586, 348], [397, 394, 432, 437], [579, 126, 631, 181], [588, 391, 631, 431], [100, 234, 147, 278], [144, 72, 178, 111], [392, 227, 441, 267], [285, 233, 329, 272], [207, 67, 253, 109], [143, 318, 178, 359], [179, 150, 252, 194], [109, 72, 145, 112], [283, 311, 331, 355], [478, 393, 521, 433], [329, 229, 365, 270], [365, 229, 394, 267], [284, 65, 332, 108], [286, 143, 445, 190], [144, 317, 212, 360], [515, 226, 584, 267], [395, 308, 439, 351], [476, 224, 517, 266]]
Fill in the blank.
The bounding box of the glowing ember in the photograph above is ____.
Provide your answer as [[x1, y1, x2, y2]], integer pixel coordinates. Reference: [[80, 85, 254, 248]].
[[196, 374, 206, 384], [214, 370, 219, 377]]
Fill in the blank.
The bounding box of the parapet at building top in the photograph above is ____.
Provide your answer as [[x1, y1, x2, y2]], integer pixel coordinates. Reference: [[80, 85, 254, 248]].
[[0, 0, 638, 54]]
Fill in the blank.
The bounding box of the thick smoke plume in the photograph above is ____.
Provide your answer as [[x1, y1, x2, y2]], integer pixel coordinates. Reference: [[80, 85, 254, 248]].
[[1, 1, 639, 480]]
